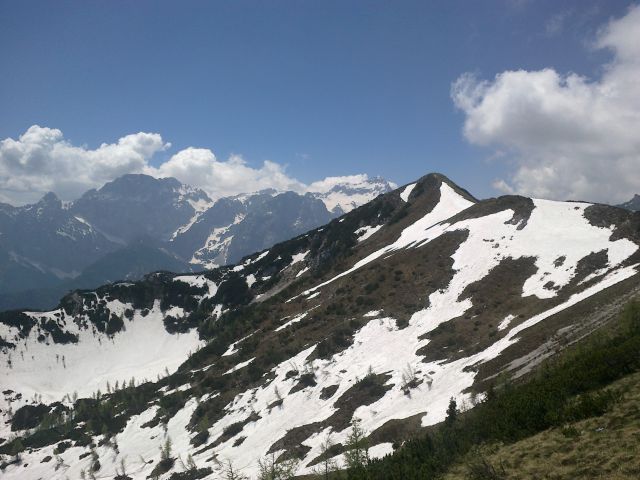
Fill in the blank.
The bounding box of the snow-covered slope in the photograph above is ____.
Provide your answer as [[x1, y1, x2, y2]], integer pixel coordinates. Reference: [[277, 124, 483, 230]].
[[0, 301, 203, 440], [1, 173, 638, 479]]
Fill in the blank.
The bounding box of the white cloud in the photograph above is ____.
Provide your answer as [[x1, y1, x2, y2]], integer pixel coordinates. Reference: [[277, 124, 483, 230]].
[[0, 126, 169, 205], [0, 125, 382, 206], [452, 4, 640, 204], [147, 148, 305, 199], [306, 174, 372, 192]]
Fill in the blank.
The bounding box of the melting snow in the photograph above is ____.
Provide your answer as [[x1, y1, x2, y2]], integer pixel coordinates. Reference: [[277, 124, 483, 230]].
[[224, 357, 255, 375], [0, 301, 203, 439], [355, 225, 382, 242], [275, 312, 309, 332], [400, 183, 416, 202], [498, 314, 516, 331], [290, 250, 310, 265]]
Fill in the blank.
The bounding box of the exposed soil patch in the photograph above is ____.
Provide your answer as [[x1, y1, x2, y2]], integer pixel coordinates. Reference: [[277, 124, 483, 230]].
[[447, 196, 534, 230], [419, 257, 539, 363]]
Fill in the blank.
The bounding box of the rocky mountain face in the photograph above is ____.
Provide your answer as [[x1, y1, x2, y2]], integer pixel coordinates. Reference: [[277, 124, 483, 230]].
[[618, 194, 640, 211], [1, 173, 638, 479], [0, 174, 393, 310], [71, 174, 213, 244], [173, 191, 335, 269], [0, 192, 118, 294]]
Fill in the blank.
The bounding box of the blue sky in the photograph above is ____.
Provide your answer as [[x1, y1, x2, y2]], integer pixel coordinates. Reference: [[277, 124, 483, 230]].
[[1, 0, 639, 204]]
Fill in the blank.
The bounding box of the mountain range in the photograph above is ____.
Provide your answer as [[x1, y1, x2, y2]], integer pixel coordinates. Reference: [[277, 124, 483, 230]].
[[0, 174, 394, 310], [1, 172, 638, 479]]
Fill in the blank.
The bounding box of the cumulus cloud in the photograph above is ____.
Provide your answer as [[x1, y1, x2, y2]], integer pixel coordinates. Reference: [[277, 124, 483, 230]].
[[0, 125, 372, 206], [0, 125, 169, 205], [147, 148, 305, 199], [452, 4, 640, 204], [306, 174, 372, 192]]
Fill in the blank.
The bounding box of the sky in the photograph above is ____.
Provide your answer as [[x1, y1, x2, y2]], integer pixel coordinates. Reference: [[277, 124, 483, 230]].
[[1, 0, 639, 205]]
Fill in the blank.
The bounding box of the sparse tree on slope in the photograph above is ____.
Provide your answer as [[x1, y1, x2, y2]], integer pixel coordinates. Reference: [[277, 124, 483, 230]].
[[217, 458, 248, 480], [344, 418, 369, 477], [257, 452, 298, 480], [312, 433, 339, 480]]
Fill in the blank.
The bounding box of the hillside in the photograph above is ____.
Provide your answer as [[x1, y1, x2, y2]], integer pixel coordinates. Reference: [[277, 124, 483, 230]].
[[0, 173, 639, 479], [445, 370, 640, 479], [0, 174, 393, 311]]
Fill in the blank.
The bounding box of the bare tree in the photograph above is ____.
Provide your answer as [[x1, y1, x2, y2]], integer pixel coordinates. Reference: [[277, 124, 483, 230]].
[[311, 433, 338, 480], [217, 458, 248, 480], [257, 452, 299, 480]]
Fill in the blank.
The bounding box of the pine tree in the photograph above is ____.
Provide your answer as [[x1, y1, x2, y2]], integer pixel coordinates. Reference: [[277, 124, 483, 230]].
[[446, 397, 458, 425], [344, 418, 369, 476]]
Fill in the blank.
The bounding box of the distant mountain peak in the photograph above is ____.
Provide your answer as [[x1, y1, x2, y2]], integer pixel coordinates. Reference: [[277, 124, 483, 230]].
[[38, 191, 62, 206], [307, 174, 396, 214], [617, 194, 640, 211]]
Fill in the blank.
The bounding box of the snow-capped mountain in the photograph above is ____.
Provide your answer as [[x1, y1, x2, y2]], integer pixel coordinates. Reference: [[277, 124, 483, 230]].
[[307, 174, 397, 215], [1, 173, 638, 479], [0, 174, 393, 310], [171, 191, 335, 269]]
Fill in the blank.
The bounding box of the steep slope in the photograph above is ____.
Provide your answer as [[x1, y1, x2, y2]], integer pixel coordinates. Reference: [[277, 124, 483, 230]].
[[177, 191, 335, 269], [0, 173, 638, 480], [171, 177, 396, 269], [618, 194, 640, 211], [0, 193, 119, 293], [70, 174, 213, 244]]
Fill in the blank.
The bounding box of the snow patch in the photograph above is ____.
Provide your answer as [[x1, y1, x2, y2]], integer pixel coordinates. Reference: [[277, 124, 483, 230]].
[[400, 183, 416, 202], [355, 225, 382, 243], [224, 357, 255, 375]]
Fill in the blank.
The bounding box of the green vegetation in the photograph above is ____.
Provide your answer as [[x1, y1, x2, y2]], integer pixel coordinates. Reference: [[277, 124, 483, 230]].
[[444, 370, 640, 480], [0, 379, 158, 457]]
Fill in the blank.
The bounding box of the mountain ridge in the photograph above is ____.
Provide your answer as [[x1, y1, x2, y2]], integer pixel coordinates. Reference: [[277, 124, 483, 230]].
[[618, 193, 640, 212], [1, 172, 638, 479], [0, 173, 394, 310]]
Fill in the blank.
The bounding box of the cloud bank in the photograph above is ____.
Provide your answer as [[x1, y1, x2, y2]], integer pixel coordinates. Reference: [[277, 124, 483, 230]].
[[0, 126, 314, 205], [150, 148, 305, 200], [452, 4, 640, 204], [0, 126, 169, 205]]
